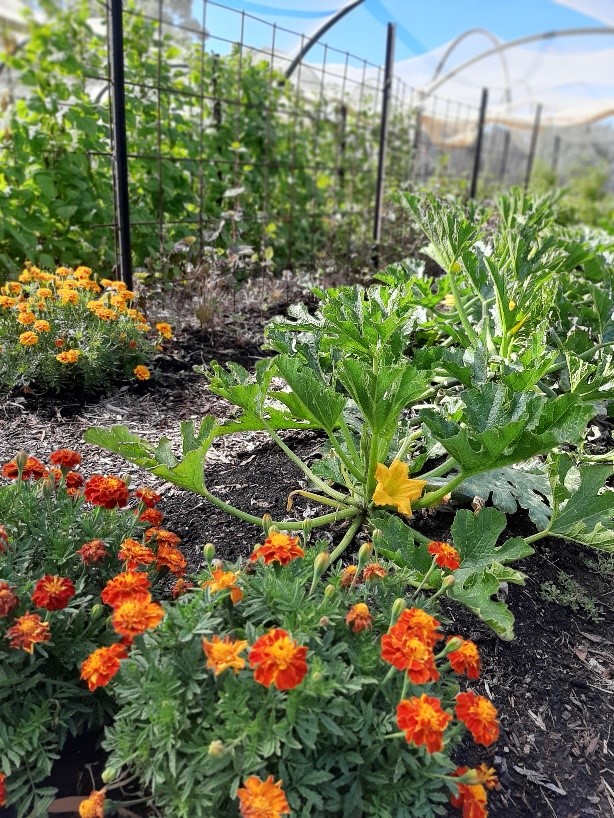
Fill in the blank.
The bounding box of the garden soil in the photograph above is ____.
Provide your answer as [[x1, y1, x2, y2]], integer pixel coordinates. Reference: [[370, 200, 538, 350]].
[[1, 318, 613, 818]]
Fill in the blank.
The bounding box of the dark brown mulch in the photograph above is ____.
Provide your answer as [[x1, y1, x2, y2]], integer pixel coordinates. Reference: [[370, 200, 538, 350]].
[[1, 315, 613, 818]]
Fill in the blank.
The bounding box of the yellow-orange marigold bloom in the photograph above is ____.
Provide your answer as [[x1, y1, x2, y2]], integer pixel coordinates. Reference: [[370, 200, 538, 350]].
[[19, 270, 32, 282], [17, 310, 36, 325], [135, 487, 161, 507], [340, 565, 359, 587], [78, 788, 106, 818], [84, 474, 129, 509], [111, 596, 164, 639], [203, 568, 243, 604], [156, 544, 187, 576], [94, 307, 118, 321], [144, 527, 181, 548], [372, 459, 427, 516], [50, 448, 81, 469], [249, 628, 308, 690], [134, 365, 151, 381], [447, 637, 481, 679], [77, 539, 108, 564], [249, 532, 305, 566], [81, 643, 128, 691], [3, 282, 22, 294], [19, 331, 38, 346], [37, 288, 53, 299], [58, 288, 79, 305], [427, 540, 461, 570], [202, 634, 248, 676], [74, 266, 93, 278], [118, 538, 156, 570], [0, 296, 16, 308], [55, 266, 73, 277], [475, 764, 498, 790], [362, 562, 387, 581], [450, 768, 489, 818], [31, 575, 75, 611], [33, 319, 51, 332], [156, 322, 173, 339], [455, 691, 500, 746], [6, 612, 51, 653], [390, 607, 442, 648], [101, 571, 151, 609], [346, 602, 373, 633], [396, 694, 452, 753], [237, 775, 290, 818], [380, 632, 439, 683], [0, 771, 6, 807], [56, 349, 81, 364]]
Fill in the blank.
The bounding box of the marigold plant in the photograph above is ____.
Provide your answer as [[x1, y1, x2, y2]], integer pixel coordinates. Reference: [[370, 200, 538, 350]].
[[0, 265, 171, 393]]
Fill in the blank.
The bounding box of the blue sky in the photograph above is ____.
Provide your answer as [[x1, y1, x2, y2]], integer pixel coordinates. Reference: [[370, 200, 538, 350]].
[[200, 0, 608, 64]]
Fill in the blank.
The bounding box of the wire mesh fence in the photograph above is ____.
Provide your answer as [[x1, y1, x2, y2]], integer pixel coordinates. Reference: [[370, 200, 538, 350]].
[[0, 0, 612, 282]]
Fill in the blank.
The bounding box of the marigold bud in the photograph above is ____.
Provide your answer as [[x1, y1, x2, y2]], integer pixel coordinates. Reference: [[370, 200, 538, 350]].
[[90, 604, 104, 620], [261, 514, 273, 534], [311, 671, 323, 682], [41, 476, 55, 499], [357, 541, 373, 571], [203, 542, 216, 563], [14, 450, 28, 475], [101, 767, 117, 784], [211, 558, 224, 571], [208, 739, 225, 757], [390, 597, 407, 624], [319, 616, 330, 628], [323, 584, 335, 600], [371, 528, 383, 547], [440, 636, 463, 656], [312, 552, 330, 581], [441, 575, 455, 589], [119, 473, 132, 488]]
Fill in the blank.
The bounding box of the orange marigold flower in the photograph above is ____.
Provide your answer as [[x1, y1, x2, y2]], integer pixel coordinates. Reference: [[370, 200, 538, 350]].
[[171, 578, 194, 599], [101, 572, 151, 609], [55, 266, 73, 277], [380, 632, 439, 683], [0, 582, 19, 617], [0, 296, 16, 308], [156, 322, 173, 340], [65, 470, 84, 488], [144, 527, 181, 548], [78, 788, 106, 818], [362, 562, 387, 581], [476, 764, 498, 790], [389, 607, 442, 648], [249, 532, 305, 566], [54, 338, 65, 348], [447, 637, 481, 679], [111, 596, 165, 639], [77, 539, 108, 564], [19, 331, 38, 346], [56, 349, 81, 364], [33, 319, 51, 332], [0, 772, 5, 807], [249, 628, 308, 690], [427, 540, 461, 570], [37, 288, 53, 298], [138, 508, 164, 527], [237, 775, 290, 818], [340, 565, 359, 587], [58, 288, 79, 305], [135, 487, 161, 507], [2, 455, 47, 481], [455, 691, 500, 746], [156, 543, 187, 576], [84, 474, 129, 509], [396, 694, 452, 753], [203, 634, 248, 676], [450, 768, 489, 818], [202, 569, 243, 604], [80, 643, 128, 691], [74, 266, 93, 278], [346, 602, 373, 633], [6, 612, 51, 653], [118, 538, 156, 570], [3, 281, 21, 294], [31, 575, 75, 611], [372, 459, 427, 516], [50, 449, 82, 469], [134, 365, 151, 381], [67, 486, 82, 499], [0, 525, 8, 554], [17, 310, 36, 325]]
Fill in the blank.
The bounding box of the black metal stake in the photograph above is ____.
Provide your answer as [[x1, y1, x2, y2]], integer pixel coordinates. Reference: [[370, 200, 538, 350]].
[[373, 22, 396, 260], [552, 133, 561, 175], [499, 128, 511, 181], [469, 87, 488, 199], [109, 0, 133, 288], [524, 102, 543, 191]]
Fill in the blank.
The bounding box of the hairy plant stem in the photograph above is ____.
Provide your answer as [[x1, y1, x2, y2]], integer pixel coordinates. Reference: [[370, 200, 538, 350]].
[[328, 513, 365, 562], [412, 557, 437, 597], [338, 415, 361, 463], [287, 489, 359, 511], [325, 428, 364, 481], [418, 456, 457, 480], [414, 471, 466, 509], [392, 429, 423, 463], [446, 269, 479, 346], [524, 529, 550, 544], [200, 484, 359, 531]]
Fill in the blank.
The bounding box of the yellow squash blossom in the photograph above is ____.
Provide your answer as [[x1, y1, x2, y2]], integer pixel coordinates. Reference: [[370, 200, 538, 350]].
[[372, 460, 427, 516]]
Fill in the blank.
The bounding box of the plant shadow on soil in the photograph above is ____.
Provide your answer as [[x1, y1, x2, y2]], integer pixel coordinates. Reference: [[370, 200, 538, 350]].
[[1, 317, 613, 818]]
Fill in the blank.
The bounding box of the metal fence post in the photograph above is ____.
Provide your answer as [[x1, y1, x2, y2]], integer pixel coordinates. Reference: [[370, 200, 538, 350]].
[[373, 22, 396, 255], [552, 133, 561, 174], [499, 128, 511, 181], [109, 0, 133, 288], [469, 87, 488, 199], [524, 102, 542, 191]]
